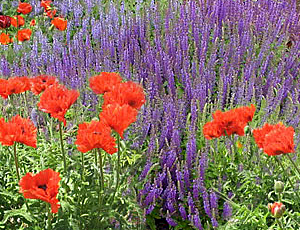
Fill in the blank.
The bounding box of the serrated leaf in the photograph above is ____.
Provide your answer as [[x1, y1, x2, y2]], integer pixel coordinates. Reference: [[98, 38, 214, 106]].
[[0, 208, 34, 224]]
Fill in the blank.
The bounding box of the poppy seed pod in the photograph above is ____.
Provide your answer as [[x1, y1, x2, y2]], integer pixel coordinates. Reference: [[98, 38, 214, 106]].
[[274, 181, 284, 194], [0, 15, 11, 29]]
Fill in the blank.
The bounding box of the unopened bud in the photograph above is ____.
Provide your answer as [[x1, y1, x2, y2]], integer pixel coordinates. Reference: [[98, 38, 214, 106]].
[[274, 181, 284, 194]]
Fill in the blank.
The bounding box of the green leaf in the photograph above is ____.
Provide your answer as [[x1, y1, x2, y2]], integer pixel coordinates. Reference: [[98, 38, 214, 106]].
[[0, 208, 35, 224]]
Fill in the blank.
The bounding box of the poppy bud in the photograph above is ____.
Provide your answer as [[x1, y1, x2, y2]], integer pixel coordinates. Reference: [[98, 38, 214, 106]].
[[0, 15, 11, 29], [17, 2, 32, 15], [268, 202, 286, 219], [274, 181, 284, 194]]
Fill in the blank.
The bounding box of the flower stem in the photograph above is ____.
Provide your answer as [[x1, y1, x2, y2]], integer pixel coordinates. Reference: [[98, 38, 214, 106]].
[[46, 203, 52, 230], [286, 154, 300, 179], [23, 91, 29, 117], [97, 148, 105, 210], [274, 156, 297, 194], [13, 142, 20, 182], [116, 134, 121, 192], [111, 134, 121, 202], [97, 148, 104, 190], [13, 143, 31, 211], [276, 218, 284, 230], [58, 122, 67, 173], [81, 152, 84, 181]]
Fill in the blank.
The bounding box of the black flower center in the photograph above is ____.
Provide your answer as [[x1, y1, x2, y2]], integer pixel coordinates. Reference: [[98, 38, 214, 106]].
[[128, 100, 136, 107], [38, 184, 47, 191]]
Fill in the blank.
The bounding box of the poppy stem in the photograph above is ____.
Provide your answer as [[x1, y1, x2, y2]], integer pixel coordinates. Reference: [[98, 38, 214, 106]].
[[274, 156, 297, 194], [116, 134, 121, 193], [13, 142, 20, 181], [286, 154, 300, 179], [46, 203, 52, 230], [97, 148, 105, 190], [276, 218, 284, 230], [22, 91, 28, 117], [58, 122, 67, 173], [81, 152, 84, 181], [110, 134, 121, 203]]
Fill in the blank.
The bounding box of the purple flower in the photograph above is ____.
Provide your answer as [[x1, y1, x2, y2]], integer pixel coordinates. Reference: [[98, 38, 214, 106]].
[[192, 210, 203, 230], [166, 211, 177, 227], [222, 201, 233, 220], [179, 204, 187, 220], [139, 161, 152, 181]]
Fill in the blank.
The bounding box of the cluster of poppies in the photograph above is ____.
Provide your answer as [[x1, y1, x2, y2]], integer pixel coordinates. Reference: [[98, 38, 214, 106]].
[[0, 0, 67, 45], [75, 72, 146, 154], [0, 72, 145, 213], [203, 104, 295, 156], [0, 75, 57, 98], [0, 75, 79, 129], [0, 75, 79, 213], [203, 104, 256, 139]]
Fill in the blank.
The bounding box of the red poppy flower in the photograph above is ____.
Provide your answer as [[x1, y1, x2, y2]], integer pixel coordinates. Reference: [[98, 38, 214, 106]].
[[0, 115, 37, 148], [11, 15, 25, 27], [268, 202, 285, 218], [253, 123, 294, 156], [234, 104, 256, 124], [75, 120, 117, 154], [0, 15, 11, 29], [19, 168, 61, 213], [40, 0, 52, 11], [30, 75, 58, 95], [5, 76, 31, 96], [0, 33, 13, 45], [51, 17, 67, 31], [46, 9, 57, 19], [0, 79, 8, 98], [89, 72, 123, 95], [17, 2, 32, 15], [202, 121, 223, 140], [17, 29, 32, 42], [30, 19, 36, 27], [99, 103, 138, 139], [203, 104, 255, 139], [252, 123, 277, 149], [38, 84, 79, 126], [103, 81, 146, 110]]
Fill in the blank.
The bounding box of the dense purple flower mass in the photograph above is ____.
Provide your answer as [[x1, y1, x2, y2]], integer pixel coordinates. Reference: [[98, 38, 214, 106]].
[[2, 0, 300, 228]]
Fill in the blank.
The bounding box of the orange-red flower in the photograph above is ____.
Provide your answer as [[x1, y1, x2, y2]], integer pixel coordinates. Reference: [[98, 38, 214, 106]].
[[11, 15, 25, 27], [202, 121, 223, 140], [0, 79, 8, 98], [17, 29, 32, 42], [0, 115, 37, 148], [40, 0, 52, 11], [17, 2, 32, 15], [0, 33, 13, 45], [51, 17, 67, 31], [75, 120, 117, 154], [3, 76, 31, 98], [103, 81, 146, 110], [203, 104, 256, 139], [99, 103, 138, 139], [46, 9, 57, 19], [268, 202, 285, 218], [19, 168, 61, 213], [0, 15, 11, 29], [89, 72, 123, 94], [30, 75, 58, 95], [253, 123, 294, 156], [30, 19, 36, 27], [38, 84, 79, 126]]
